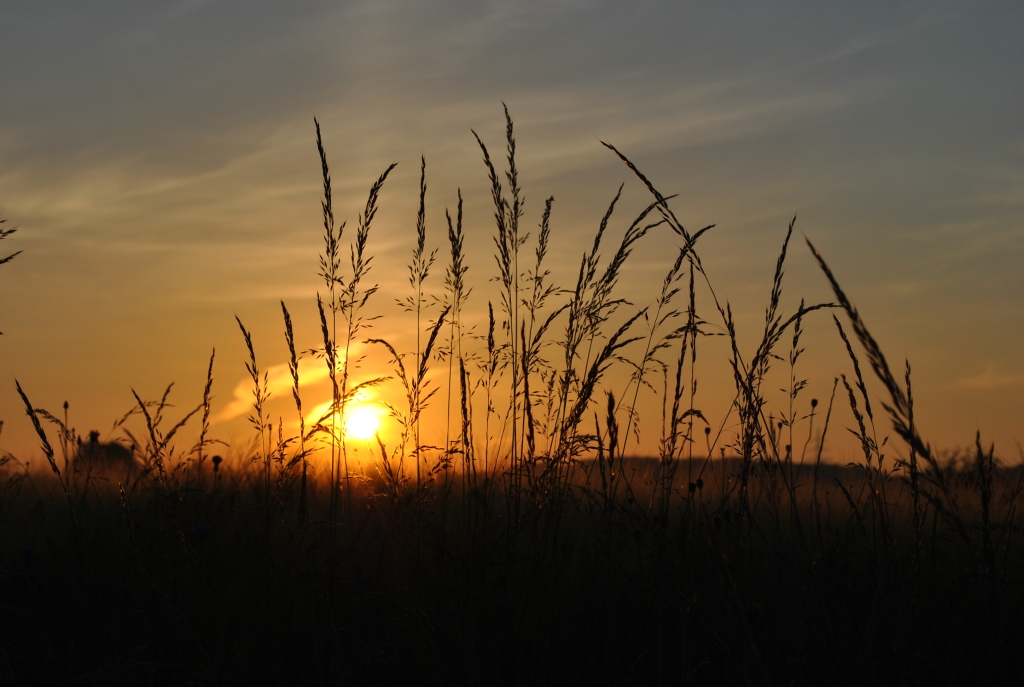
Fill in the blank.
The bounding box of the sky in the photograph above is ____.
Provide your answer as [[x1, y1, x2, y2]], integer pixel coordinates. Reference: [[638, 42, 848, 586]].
[[0, 0, 1021, 466]]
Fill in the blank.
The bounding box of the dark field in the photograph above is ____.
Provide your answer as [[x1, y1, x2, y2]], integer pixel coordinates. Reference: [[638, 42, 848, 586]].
[[0, 455, 1021, 686]]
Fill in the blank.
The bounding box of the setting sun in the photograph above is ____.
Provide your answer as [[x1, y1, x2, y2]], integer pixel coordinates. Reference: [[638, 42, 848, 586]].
[[306, 396, 385, 443], [344, 404, 381, 441]]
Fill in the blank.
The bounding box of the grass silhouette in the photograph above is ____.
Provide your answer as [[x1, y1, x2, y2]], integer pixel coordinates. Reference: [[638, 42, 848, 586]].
[[1, 116, 1022, 686]]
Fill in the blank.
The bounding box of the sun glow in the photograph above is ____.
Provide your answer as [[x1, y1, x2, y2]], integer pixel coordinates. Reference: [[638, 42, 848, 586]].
[[306, 391, 387, 443], [344, 404, 382, 441]]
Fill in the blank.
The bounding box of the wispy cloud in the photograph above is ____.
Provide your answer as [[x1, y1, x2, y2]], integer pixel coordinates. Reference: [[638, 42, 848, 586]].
[[214, 359, 331, 424], [954, 363, 1024, 390]]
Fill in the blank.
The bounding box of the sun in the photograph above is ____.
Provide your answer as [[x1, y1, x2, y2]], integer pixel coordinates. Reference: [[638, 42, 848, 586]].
[[344, 404, 381, 441]]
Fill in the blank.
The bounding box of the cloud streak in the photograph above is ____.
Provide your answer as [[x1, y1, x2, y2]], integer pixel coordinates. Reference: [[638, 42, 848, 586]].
[[214, 359, 331, 424], [955, 363, 1024, 391]]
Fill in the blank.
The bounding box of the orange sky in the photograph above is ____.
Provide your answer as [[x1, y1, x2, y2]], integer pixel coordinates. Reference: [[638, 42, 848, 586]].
[[0, 2, 1021, 464]]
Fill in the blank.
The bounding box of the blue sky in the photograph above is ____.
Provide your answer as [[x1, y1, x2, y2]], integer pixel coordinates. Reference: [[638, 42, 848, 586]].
[[1, 1, 1021, 459]]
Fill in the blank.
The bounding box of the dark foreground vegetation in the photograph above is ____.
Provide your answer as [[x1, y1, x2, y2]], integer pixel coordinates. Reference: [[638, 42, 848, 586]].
[[1, 454, 1022, 687], [2, 113, 1021, 685]]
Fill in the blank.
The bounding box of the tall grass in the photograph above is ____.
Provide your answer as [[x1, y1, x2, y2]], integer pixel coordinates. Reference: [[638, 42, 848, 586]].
[[1, 116, 1022, 686]]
